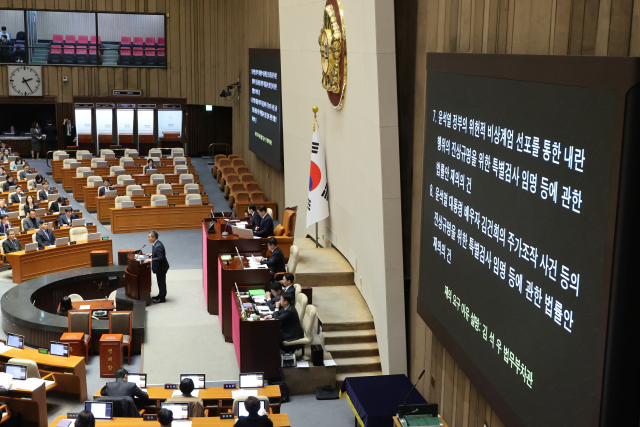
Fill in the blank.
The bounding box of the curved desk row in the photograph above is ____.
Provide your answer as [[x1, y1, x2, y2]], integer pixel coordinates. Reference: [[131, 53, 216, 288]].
[[0, 224, 97, 247], [110, 204, 212, 233], [97, 193, 209, 223], [86, 182, 203, 211], [52, 156, 192, 181]]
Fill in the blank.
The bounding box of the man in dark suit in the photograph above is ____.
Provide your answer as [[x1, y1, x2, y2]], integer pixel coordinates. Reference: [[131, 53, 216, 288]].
[[0, 215, 12, 235], [100, 368, 149, 400], [235, 396, 273, 427], [63, 118, 77, 146], [260, 237, 286, 280], [43, 120, 58, 154], [2, 175, 15, 192], [10, 186, 23, 204], [267, 292, 304, 349], [18, 165, 31, 181], [2, 230, 22, 256], [265, 282, 283, 311], [35, 221, 55, 247], [254, 205, 273, 237], [49, 197, 65, 214], [23, 210, 42, 231], [280, 273, 295, 294], [57, 207, 78, 226], [248, 203, 261, 229], [144, 230, 170, 303], [98, 178, 113, 197], [38, 182, 53, 202]]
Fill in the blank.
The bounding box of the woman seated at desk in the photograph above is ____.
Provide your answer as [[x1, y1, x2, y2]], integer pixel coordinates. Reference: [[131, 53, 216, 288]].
[[0, 148, 10, 163], [28, 174, 44, 190], [49, 196, 66, 214], [23, 195, 38, 215], [57, 296, 73, 316], [10, 157, 23, 171]]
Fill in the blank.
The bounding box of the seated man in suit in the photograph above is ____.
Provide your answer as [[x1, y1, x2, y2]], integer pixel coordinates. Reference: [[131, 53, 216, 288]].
[[0, 215, 12, 235], [258, 237, 286, 280], [23, 210, 41, 231], [100, 367, 149, 400], [265, 282, 283, 311], [166, 378, 204, 417], [0, 200, 7, 215], [266, 292, 304, 350], [10, 185, 23, 204], [2, 174, 14, 192], [248, 203, 261, 229], [253, 205, 273, 237], [98, 178, 113, 197], [49, 196, 66, 214], [38, 181, 53, 202], [18, 164, 31, 181], [57, 207, 79, 227], [2, 230, 23, 257], [279, 273, 295, 295], [36, 220, 55, 247], [235, 396, 273, 427]]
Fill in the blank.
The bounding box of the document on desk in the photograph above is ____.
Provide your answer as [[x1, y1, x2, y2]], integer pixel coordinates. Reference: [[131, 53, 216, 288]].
[[0, 345, 11, 354], [11, 378, 44, 391], [79, 305, 91, 310], [172, 389, 200, 397], [171, 422, 191, 427], [232, 389, 258, 398], [324, 359, 338, 367], [296, 360, 310, 368], [0, 373, 11, 389]]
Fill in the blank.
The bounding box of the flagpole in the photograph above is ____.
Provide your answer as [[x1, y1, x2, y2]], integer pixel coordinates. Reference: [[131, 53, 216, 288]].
[[313, 105, 319, 248]]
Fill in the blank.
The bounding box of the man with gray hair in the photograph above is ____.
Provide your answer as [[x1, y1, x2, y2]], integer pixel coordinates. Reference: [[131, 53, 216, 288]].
[[144, 230, 170, 303]]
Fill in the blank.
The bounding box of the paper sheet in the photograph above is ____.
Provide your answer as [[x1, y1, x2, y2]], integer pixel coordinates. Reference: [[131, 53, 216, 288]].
[[324, 359, 337, 367], [11, 378, 44, 391], [0, 345, 12, 354], [171, 421, 191, 427], [231, 389, 258, 398], [296, 360, 310, 368], [172, 389, 200, 397], [79, 305, 91, 309]]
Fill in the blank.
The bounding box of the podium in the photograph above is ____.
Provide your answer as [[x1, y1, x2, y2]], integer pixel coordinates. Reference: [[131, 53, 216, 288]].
[[100, 334, 123, 378], [124, 252, 152, 306]]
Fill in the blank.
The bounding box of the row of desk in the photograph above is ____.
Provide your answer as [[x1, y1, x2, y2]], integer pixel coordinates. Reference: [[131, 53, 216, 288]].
[[52, 156, 191, 182], [4, 210, 84, 233], [98, 192, 209, 223], [66, 167, 197, 194], [0, 224, 97, 247], [87, 182, 203, 211], [111, 205, 212, 234]]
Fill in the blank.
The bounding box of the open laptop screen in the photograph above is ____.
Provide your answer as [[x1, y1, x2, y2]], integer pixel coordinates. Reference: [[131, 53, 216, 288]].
[[239, 372, 264, 388], [127, 373, 147, 389], [161, 402, 189, 420], [238, 401, 266, 417], [6, 333, 24, 349], [180, 374, 205, 389], [6, 364, 27, 380], [84, 402, 113, 420]]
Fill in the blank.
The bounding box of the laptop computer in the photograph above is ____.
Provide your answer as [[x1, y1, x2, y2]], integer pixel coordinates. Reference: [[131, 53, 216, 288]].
[[5, 364, 27, 380], [239, 372, 264, 388], [186, 187, 199, 194], [103, 153, 115, 159], [48, 193, 59, 201], [55, 237, 69, 246], [127, 373, 147, 389], [7, 212, 18, 219], [84, 402, 113, 420], [151, 177, 164, 185], [80, 153, 92, 160], [68, 161, 81, 168], [131, 189, 144, 196], [26, 173, 36, 180], [87, 232, 101, 241], [121, 201, 135, 208], [34, 208, 45, 216], [121, 159, 134, 166], [82, 170, 93, 177], [159, 187, 172, 195], [238, 400, 266, 417], [7, 156, 17, 162], [6, 333, 24, 349], [161, 402, 190, 421], [25, 242, 38, 252], [187, 197, 202, 205], [181, 177, 194, 184], [174, 158, 186, 165], [153, 199, 168, 207], [8, 227, 19, 235], [175, 167, 188, 174], [122, 179, 135, 185], [145, 168, 157, 175], [72, 218, 86, 227], [180, 374, 205, 389], [50, 341, 69, 357], [113, 169, 125, 176], [57, 153, 69, 160], [36, 184, 43, 190], [104, 190, 117, 197], [95, 161, 107, 167]]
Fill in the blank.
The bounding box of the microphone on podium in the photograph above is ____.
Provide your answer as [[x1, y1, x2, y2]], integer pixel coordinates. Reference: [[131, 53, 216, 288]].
[[135, 244, 146, 256], [401, 369, 425, 406]]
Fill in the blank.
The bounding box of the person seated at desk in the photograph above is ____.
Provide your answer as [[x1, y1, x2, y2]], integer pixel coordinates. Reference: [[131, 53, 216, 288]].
[[23, 210, 42, 231], [35, 220, 55, 247], [166, 378, 205, 417], [10, 157, 23, 171], [38, 181, 52, 200], [0, 148, 9, 163], [279, 273, 295, 295], [2, 230, 22, 261], [75, 410, 95, 427], [100, 367, 149, 400], [28, 173, 44, 191], [10, 185, 23, 204], [23, 195, 38, 215], [236, 396, 273, 427], [57, 296, 73, 316], [253, 205, 273, 237], [143, 158, 156, 174], [259, 237, 286, 280], [157, 408, 173, 427], [0, 201, 7, 215], [0, 215, 12, 235], [49, 196, 66, 214], [98, 178, 113, 197], [0, 166, 5, 177], [265, 292, 304, 351], [2, 174, 15, 192], [58, 207, 78, 227], [5, 127, 16, 135], [265, 282, 283, 311], [248, 203, 261, 229], [18, 164, 31, 181]]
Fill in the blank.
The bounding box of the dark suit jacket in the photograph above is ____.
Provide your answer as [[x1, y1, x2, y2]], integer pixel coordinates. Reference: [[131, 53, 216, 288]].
[[2, 181, 14, 192], [23, 203, 38, 216], [98, 186, 113, 197], [43, 124, 57, 143], [0, 222, 12, 235], [254, 214, 274, 237], [266, 294, 281, 311], [49, 201, 63, 213], [100, 379, 149, 400], [57, 212, 78, 226], [63, 122, 77, 144], [251, 212, 262, 229], [272, 305, 304, 343], [2, 238, 22, 254], [9, 193, 20, 204], [235, 414, 274, 427], [151, 240, 170, 274], [38, 189, 52, 202], [260, 247, 285, 277], [36, 229, 55, 247], [22, 217, 41, 231]]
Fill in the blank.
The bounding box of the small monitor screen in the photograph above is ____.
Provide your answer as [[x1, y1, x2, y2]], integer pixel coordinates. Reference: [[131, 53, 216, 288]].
[[161, 402, 189, 420], [127, 373, 147, 389], [7, 333, 24, 349], [238, 401, 266, 417], [180, 374, 205, 389], [50, 342, 69, 357], [84, 402, 113, 420], [239, 373, 264, 389], [6, 364, 27, 380]]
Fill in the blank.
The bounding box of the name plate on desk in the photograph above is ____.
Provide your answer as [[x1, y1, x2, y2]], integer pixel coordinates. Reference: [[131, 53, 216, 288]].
[[164, 384, 178, 389], [220, 414, 235, 420], [143, 414, 157, 421], [224, 383, 237, 389], [67, 413, 79, 419]]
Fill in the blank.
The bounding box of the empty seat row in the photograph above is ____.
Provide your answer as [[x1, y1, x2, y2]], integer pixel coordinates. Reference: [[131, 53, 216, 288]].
[[50, 48, 100, 65], [52, 35, 102, 47], [121, 37, 165, 48], [119, 37, 165, 66]]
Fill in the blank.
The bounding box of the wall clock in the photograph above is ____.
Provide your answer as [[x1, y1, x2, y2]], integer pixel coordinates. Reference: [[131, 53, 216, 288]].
[[8, 65, 43, 96]]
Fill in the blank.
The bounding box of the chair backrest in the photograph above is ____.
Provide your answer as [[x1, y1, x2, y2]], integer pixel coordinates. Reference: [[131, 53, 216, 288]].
[[214, 154, 226, 164], [53, 151, 67, 161], [119, 157, 134, 166], [109, 165, 124, 174], [90, 158, 101, 167], [217, 158, 231, 169], [230, 182, 245, 195], [108, 290, 117, 309], [124, 149, 138, 157], [95, 396, 138, 418], [148, 149, 162, 158], [185, 194, 202, 205], [221, 167, 235, 177], [76, 167, 91, 177], [228, 154, 240, 161], [231, 158, 245, 168], [150, 174, 164, 183], [156, 183, 172, 194], [117, 174, 133, 185], [245, 182, 260, 193], [7, 358, 40, 379], [68, 293, 83, 302], [148, 156, 161, 163], [75, 150, 90, 160], [240, 173, 254, 183], [68, 310, 92, 334], [166, 397, 205, 418], [226, 175, 240, 186], [171, 148, 184, 157], [301, 304, 317, 341], [69, 226, 88, 242], [179, 174, 194, 184], [18, 203, 25, 217], [150, 194, 167, 206], [295, 293, 308, 323], [267, 208, 273, 218], [115, 195, 131, 208], [126, 185, 142, 195], [32, 233, 38, 243], [27, 179, 36, 191], [250, 191, 264, 202], [63, 158, 75, 168], [174, 165, 188, 174], [235, 166, 250, 176], [87, 176, 102, 186], [236, 192, 250, 203], [231, 396, 270, 417], [282, 206, 298, 237], [100, 149, 115, 158], [109, 311, 132, 336], [293, 284, 301, 300], [21, 217, 28, 230], [288, 245, 299, 274], [183, 183, 199, 193]]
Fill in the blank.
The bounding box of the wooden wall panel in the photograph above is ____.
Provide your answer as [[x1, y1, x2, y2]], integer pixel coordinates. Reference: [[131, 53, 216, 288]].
[[396, 0, 640, 426]]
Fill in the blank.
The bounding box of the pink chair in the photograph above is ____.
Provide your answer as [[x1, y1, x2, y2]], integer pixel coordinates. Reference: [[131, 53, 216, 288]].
[[77, 35, 89, 47], [120, 36, 131, 48], [64, 35, 76, 46], [133, 37, 144, 48], [52, 34, 64, 46], [144, 37, 156, 48]]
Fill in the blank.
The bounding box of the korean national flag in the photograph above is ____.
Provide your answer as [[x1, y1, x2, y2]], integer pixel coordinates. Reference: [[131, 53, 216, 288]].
[[307, 120, 329, 228]]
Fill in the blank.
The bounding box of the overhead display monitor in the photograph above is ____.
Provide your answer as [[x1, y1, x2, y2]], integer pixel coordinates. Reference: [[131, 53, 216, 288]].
[[419, 54, 640, 427], [248, 48, 283, 171]]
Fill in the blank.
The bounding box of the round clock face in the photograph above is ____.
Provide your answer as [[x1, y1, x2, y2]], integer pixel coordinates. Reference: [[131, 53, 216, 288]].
[[9, 66, 42, 96]]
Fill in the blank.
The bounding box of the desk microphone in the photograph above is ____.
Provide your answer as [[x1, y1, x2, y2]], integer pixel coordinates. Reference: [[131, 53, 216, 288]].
[[401, 370, 425, 406], [135, 244, 146, 255]]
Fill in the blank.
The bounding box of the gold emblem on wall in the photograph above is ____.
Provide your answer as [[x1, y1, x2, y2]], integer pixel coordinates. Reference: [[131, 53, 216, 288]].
[[319, 0, 347, 110]]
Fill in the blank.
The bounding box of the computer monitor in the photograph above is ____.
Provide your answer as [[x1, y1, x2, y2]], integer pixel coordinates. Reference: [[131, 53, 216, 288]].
[[121, 201, 135, 208], [50, 341, 69, 357], [87, 232, 101, 241], [55, 237, 69, 246], [34, 208, 45, 216], [145, 168, 156, 175], [84, 402, 113, 420], [24, 242, 38, 252], [131, 189, 144, 196], [122, 179, 135, 185], [6, 333, 24, 349], [153, 199, 168, 207], [127, 373, 147, 389], [72, 218, 86, 227], [180, 374, 205, 389], [113, 169, 125, 176], [5, 364, 27, 380], [95, 161, 108, 167], [238, 400, 266, 417], [161, 402, 190, 420], [239, 372, 264, 389]]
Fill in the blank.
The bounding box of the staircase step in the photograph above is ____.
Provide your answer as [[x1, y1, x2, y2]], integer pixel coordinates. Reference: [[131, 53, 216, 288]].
[[334, 356, 381, 374], [322, 321, 375, 332], [323, 329, 377, 345], [325, 342, 379, 358]]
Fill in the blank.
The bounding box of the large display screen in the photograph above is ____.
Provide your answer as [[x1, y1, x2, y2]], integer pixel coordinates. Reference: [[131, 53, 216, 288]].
[[248, 48, 283, 171], [418, 56, 640, 427]]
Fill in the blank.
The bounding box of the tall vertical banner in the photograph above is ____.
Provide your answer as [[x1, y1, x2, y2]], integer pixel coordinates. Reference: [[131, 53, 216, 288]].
[[307, 120, 330, 228]]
